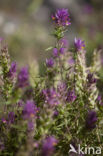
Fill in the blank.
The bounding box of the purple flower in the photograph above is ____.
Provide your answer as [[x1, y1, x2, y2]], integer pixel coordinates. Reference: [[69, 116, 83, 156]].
[[46, 58, 54, 68], [42, 136, 58, 156], [53, 48, 58, 57], [74, 38, 85, 51], [83, 4, 93, 14], [0, 37, 4, 42], [8, 62, 17, 79], [52, 9, 71, 26], [87, 73, 97, 84], [57, 82, 67, 100], [96, 95, 103, 106], [28, 121, 34, 131], [60, 47, 65, 54], [53, 110, 59, 117], [97, 95, 101, 102], [59, 38, 69, 47], [23, 100, 38, 119], [66, 90, 76, 102], [1, 118, 7, 124], [34, 142, 39, 148], [17, 100, 23, 107], [68, 58, 75, 65], [86, 110, 97, 130], [17, 66, 29, 88], [57, 82, 67, 93], [101, 55, 103, 65], [8, 112, 15, 124], [42, 88, 60, 106]]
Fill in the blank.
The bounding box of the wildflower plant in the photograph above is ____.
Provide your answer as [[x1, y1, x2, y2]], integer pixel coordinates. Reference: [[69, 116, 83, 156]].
[[0, 8, 103, 156]]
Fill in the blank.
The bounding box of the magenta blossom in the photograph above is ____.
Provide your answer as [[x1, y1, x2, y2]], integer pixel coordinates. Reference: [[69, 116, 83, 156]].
[[17, 66, 29, 88], [46, 58, 54, 68], [83, 4, 93, 14], [87, 73, 97, 84], [28, 121, 34, 131], [97, 95, 101, 102], [68, 58, 75, 65], [0, 37, 4, 42], [53, 110, 59, 117], [86, 110, 97, 130], [1, 118, 7, 124], [42, 136, 58, 156], [66, 90, 76, 103], [23, 100, 38, 119], [57, 82, 67, 100], [59, 38, 69, 48], [60, 47, 65, 54], [8, 62, 17, 79], [8, 112, 15, 124], [53, 48, 58, 57], [1, 112, 15, 125], [42, 88, 60, 106], [74, 38, 85, 51], [57, 82, 67, 93], [17, 100, 23, 107], [52, 9, 71, 27]]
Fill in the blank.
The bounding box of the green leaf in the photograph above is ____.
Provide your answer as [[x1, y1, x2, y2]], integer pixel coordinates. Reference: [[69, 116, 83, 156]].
[[45, 46, 53, 51]]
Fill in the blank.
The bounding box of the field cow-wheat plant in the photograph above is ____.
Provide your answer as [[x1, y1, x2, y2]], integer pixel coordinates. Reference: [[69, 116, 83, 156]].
[[0, 9, 103, 156]]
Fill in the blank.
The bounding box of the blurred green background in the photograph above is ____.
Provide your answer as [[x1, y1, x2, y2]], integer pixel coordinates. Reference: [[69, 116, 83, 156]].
[[0, 0, 103, 70]]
